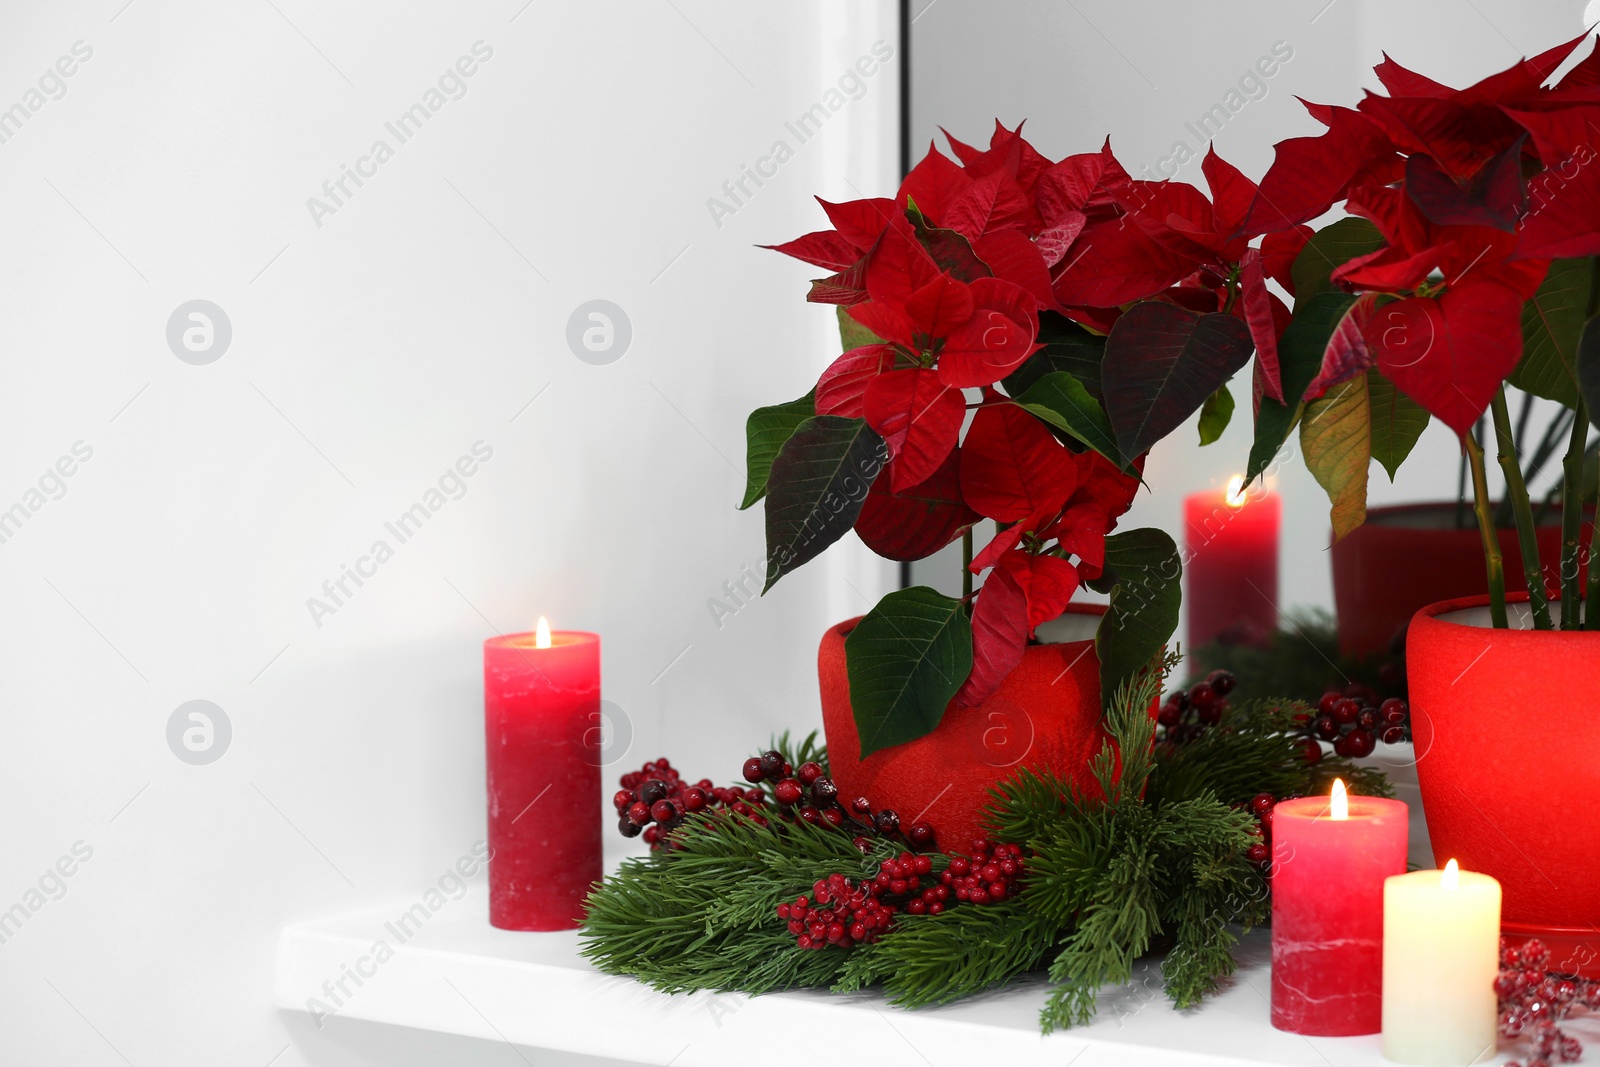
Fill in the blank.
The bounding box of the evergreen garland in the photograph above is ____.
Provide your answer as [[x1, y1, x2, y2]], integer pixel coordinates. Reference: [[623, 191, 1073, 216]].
[[580, 656, 1394, 1032]]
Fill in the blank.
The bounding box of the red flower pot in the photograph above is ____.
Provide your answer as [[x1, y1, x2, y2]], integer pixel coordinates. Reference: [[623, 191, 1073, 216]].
[[1407, 593, 1600, 977], [818, 604, 1121, 850], [1332, 502, 1589, 658]]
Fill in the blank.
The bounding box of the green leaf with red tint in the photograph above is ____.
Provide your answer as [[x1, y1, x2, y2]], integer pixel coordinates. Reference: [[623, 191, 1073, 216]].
[[762, 417, 888, 592], [1102, 303, 1254, 464]]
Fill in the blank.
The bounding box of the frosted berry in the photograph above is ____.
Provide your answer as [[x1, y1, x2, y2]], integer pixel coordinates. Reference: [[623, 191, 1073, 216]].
[[758, 750, 785, 779]]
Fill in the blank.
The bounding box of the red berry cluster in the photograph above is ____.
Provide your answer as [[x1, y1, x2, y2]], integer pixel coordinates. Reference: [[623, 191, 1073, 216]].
[[1309, 685, 1409, 758], [777, 839, 1025, 950], [1243, 792, 1276, 866], [945, 839, 1025, 905], [1498, 938, 1597, 1067], [612, 749, 938, 853], [742, 749, 937, 853], [1157, 668, 1236, 743], [613, 758, 770, 849]]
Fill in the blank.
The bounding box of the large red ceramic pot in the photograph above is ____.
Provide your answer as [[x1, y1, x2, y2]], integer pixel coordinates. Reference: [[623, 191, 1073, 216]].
[[1332, 503, 1588, 659], [1408, 593, 1600, 977], [819, 604, 1124, 850]]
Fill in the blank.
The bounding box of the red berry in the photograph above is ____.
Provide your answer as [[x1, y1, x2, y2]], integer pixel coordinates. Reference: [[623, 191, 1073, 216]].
[[1357, 708, 1380, 730], [758, 751, 785, 778], [1188, 682, 1217, 709], [742, 757, 765, 783], [907, 822, 935, 850], [774, 779, 803, 805], [627, 801, 652, 825], [1157, 703, 1182, 727], [875, 810, 900, 835], [1206, 669, 1237, 696], [823, 808, 844, 827], [617, 815, 641, 838], [613, 790, 635, 812], [639, 779, 668, 805], [650, 800, 676, 823], [1332, 698, 1361, 725], [1318, 691, 1342, 714], [1313, 715, 1340, 741], [851, 796, 872, 815], [1381, 726, 1406, 745], [1345, 728, 1376, 758], [1250, 793, 1274, 816], [681, 787, 707, 812], [1247, 843, 1269, 863], [810, 777, 839, 803], [1300, 738, 1323, 764], [1380, 697, 1408, 722], [797, 761, 824, 786]]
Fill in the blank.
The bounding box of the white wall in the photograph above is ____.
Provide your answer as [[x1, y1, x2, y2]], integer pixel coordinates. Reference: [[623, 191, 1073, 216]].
[[0, 2, 897, 1064], [910, 0, 1590, 626]]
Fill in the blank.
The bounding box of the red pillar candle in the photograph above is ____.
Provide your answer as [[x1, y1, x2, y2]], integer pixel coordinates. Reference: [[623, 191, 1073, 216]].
[[1271, 780, 1409, 1035], [1184, 476, 1280, 649], [483, 617, 602, 931]]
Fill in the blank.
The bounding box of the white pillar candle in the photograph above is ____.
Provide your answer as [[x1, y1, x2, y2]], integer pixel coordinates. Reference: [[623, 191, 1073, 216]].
[[1381, 860, 1501, 1065]]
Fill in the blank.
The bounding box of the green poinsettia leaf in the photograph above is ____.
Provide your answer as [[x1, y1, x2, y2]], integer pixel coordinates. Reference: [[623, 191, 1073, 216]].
[[1367, 370, 1428, 481], [1095, 528, 1182, 705], [739, 391, 816, 510], [845, 586, 973, 758], [1014, 372, 1136, 475], [1512, 256, 1594, 409], [1290, 217, 1383, 302], [1002, 312, 1106, 399], [1301, 372, 1371, 541], [1247, 291, 1357, 485], [1197, 382, 1235, 446], [763, 416, 887, 592]]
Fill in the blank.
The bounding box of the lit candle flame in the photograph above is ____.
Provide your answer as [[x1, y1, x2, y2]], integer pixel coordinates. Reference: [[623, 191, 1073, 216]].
[[1442, 858, 1459, 890], [1224, 474, 1247, 509], [535, 616, 551, 649], [1330, 778, 1348, 820]]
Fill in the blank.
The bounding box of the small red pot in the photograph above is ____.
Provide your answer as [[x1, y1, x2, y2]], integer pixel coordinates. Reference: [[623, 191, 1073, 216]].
[[819, 604, 1121, 850], [1332, 502, 1589, 659], [1407, 593, 1600, 976]]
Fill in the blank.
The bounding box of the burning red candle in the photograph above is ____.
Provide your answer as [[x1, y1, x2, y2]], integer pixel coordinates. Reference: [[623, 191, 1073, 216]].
[[1271, 780, 1409, 1035], [1184, 475, 1280, 649], [484, 617, 602, 930]]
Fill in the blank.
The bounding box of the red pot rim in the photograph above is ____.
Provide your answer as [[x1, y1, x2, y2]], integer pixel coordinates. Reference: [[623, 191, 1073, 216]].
[[826, 601, 1108, 643], [1358, 501, 1593, 531], [1411, 591, 1600, 643]]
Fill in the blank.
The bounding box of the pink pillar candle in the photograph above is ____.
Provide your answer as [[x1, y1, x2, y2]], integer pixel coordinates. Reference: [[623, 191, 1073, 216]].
[[483, 620, 601, 930], [1184, 478, 1280, 649], [1271, 782, 1409, 1035]]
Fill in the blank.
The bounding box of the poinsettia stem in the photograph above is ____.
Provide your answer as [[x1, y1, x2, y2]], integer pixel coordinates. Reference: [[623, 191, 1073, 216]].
[[1489, 388, 1552, 630], [1560, 398, 1588, 629], [962, 527, 974, 599], [1464, 429, 1509, 629]]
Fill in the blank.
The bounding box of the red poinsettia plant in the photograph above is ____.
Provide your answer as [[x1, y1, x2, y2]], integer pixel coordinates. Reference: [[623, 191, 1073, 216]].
[[1241, 35, 1600, 632], [746, 122, 1304, 755]]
